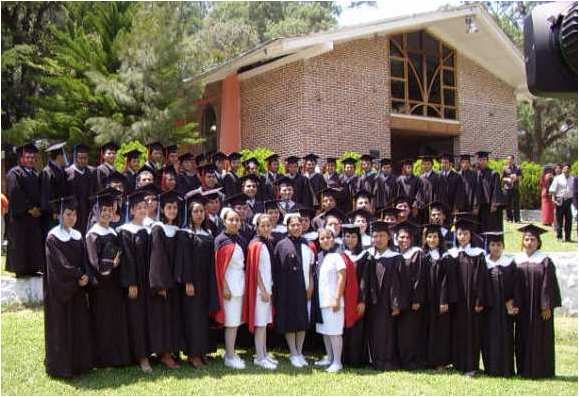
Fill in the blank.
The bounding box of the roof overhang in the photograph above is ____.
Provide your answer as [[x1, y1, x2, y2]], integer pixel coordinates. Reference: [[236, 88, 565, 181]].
[[195, 4, 531, 100]]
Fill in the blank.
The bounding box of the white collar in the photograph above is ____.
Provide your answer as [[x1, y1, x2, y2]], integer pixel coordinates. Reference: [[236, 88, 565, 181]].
[[151, 221, 178, 237], [48, 225, 82, 242], [273, 224, 287, 233], [103, 162, 115, 170], [486, 254, 514, 268], [143, 217, 155, 227], [303, 231, 318, 241], [429, 249, 441, 260], [88, 223, 117, 237], [71, 164, 86, 175], [514, 251, 547, 265], [344, 249, 367, 262], [117, 222, 148, 234], [441, 227, 448, 236], [400, 246, 422, 259], [368, 247, 400, 259], [445, 244, 485, 258]]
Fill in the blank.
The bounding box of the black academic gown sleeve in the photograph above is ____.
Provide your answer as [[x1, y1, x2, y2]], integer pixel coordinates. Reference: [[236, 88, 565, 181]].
[[149, 225, 176, 290]]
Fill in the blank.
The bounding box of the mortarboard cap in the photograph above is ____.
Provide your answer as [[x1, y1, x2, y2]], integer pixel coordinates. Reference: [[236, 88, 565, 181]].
[[475, 151, 491, 158], [401, 158, 415, 166], [303, 153, 319, 162], [45, 142, 66, 153], [228, 152, 242, 161], [341, 224, 361, 236], [148, 142, 164, 153], [107, 171, 126, 186], [101, 142, 119, 152], [50, 195, 79, 214], [380, 158, 392, 166], [326, 157, 337, 164], [440, 152, 454, 161], [178, 152, 194, 162], [360, 154, 374, 162], [392, 220, 419, 234], [160, 190, 183, 206], [371, 220, 390, 233], [347, 208, 373, 222], [240, 173, 261, 185], [124, 149, 143, 160], [342, 157, 358, 166], [418, 155, 434, 162], [73, 143, 90, 154], [264, 200, 280, 211], [265, 153, 279, 163], [377, 207, 403, 219], [212, 151, 227, 162], [481, 231, 505, 244], [353, 189, 373, 201], [202, 187, 223, 201], [285, 156, 300, 164], [276, 176, 294, 187], [517, 223, 548, 237], [422, 223, 443, 235], [459, 153, 472, 161], [90, 188, 120, 207], [319, 186, 341, 200], [225, 193, 249, 207], [453, 217, 479, 232]]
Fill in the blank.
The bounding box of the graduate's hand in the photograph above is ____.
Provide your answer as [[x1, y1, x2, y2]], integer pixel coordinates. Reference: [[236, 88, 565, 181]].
[[158, 289, 167, 298], [541, 308, 552, 320], [260, 291, 271, 303], [411, 303, 421, 311], [391, 308, 400, 317], [491, 204, 497, 213], [411, 207, 418, 217], [332, 298, 341, 312], [474, 304, 483, 313], [78, 275, 89, 287], [128, 285, 138, 299], [185, 283, 195, 297], [357, 303, 366, 316], [113, 253, 121, 268], [473, 207, 479, 216], [509, 306, 519, 316], [439, 304, 449, 314], [306, 286, 314, 300], [28, 207, 42, 218], [223, 287, 232, 301]]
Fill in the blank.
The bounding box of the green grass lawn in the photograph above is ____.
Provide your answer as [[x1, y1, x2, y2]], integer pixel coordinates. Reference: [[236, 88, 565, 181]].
[[502, 221, 577, 253], [1, 308, 577, 396]]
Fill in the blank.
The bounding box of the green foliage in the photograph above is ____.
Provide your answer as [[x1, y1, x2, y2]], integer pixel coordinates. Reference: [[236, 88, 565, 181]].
[[572, 161, 578, 176], [239, 147, 285, 175], [336, 151, 362, 175], [114, 141, 147, 172], [413, 159, 441, 175], [518, 161, 543, 209]]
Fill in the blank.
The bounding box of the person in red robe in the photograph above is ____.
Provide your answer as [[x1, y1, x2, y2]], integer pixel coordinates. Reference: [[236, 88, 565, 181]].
[[244, 213, 278, 370], [540, 167, 555, 226]]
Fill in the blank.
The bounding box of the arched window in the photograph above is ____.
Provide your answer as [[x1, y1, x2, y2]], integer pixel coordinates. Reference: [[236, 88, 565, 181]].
[[389, 30, 457, 120], [201, 105, 218, 152]]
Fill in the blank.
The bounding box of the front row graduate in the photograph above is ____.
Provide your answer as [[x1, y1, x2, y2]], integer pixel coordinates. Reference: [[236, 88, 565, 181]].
[[244, 213, 278, 370], [445, 217, 487, 377], [514, 224, 561, 379], [213, 207, 248, 369], [85, 189, 131, 369], [365, 220, 404, 371], [481, 231, 521, 377], [273, 212, 315, 368], [44, 196, 93, 378], [176, 191, 219, 368]]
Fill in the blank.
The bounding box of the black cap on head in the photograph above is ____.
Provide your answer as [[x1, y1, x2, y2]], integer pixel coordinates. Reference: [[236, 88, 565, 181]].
[[342, 157, 358, 166], [319, 186, 341, 200], [517, 223, 548, 237], [226, 193, 249, 207], [264, 200, 280, 211], [199, 164, 217, 175], [377, 207, 403, 219], [481, 231, 504, 244], [160, 190, 183, 206], [17, 143, 39, 156], [73, 143, 90, 154], [165, 145, 178, 156], [195, 153, 206, 165], [347, 208, 372, 222], [303, 153, 319, 162], [360, 154, 374, 162], [423, 223, 443, 235], [440, 152, 454, 161], [228, 152, 242, 161], [295, 205, 316, 219], [107, 171, 126, 186], [371, 220, 390, 233], [353, 189, 373, 201], [212, 151, 227, 162], [475, 151, 491, 158], [90, 187, 120, 207], [242, 157, 259, 168], [380, 158, 392, 166], [50, 196, 79, 213], [141, 184, 162, 197], [459, 153, 472, 161], [276, 176, 294, 187], [285, 155, 300, 164], [46, 142, 66, 153], [393, 220, 419, 235], [124, 149, 143, 160], [240, 173, 261, 186], [148, 142, 164, 153], [127, 188, 150, 207], [178, 152, 194, 162], [418, 155, 434, 162], [185, 190, 206, 206], [323, 207, 344, 221], [326, 157, 337, 164], [401, 158, 414, 166], [341, 223, 361, 236], [265, 153, 279, 163], [453, 217, 478, 232], [101, 142, 119, 152], [202, 187, 223, 201]]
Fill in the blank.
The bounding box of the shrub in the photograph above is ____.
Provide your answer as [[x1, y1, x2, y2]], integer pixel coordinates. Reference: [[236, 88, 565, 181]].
[[239, 148, 285, 175], [114, 141, 148, 172]]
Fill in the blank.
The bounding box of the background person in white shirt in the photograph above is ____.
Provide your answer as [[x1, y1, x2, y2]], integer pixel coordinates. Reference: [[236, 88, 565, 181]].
[[549, 163, 574, 242]]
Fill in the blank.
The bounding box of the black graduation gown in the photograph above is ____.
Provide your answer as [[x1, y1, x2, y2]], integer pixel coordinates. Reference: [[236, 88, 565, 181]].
[[65, 165, 96, 235], [44, 228, 93, 378], [397, 247, 428, 370], [458, 169, 479, 215], [288, 173, 316, 208], [206, 215, 225, 237], [448, 246, 488, 373], [515, 253, 561, 378], [272, 236, 311, 333], [40, 160, 68, 231], [175, 228, 219, 356], [396, 174, 423, 209], [356, 171, 376, 195], [373, 172, 398, 209], [246, 199, 265, 220], [340, 174, 359, 213], [6, 165, 45, 275], [239, 222, 256, 243], [439, 169, 466, 214], [85, 225, 132, 367], [417, 172, 443, 222], [142, 160, 163, 187], [123, 169, 138, 194], [263, 171, 279, 201], [366, 249, 405, 371], [118, 224, 151, 361], [481, 257, 521, 377], [425, 250, 456, 368], [307, 173, 327, 198], [95, 162, 116, 191], [222, 171, 241, 197], [176, 172, 201, 195], [343, 250, 370, 367], [149, 223, 182, 354], [477, 168, 506, 233]]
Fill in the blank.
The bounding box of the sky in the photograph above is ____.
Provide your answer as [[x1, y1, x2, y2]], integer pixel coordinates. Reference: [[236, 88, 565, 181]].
[[337, 0, 463, 27]]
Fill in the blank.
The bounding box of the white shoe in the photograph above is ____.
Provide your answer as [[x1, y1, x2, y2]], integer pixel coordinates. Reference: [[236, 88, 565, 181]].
[[289, 355, 304, 368], [224, 356, 246, 369], [265, 353, 279, 365], [314, 356, 333, 367], [298, 355, 308, 366], [326, 363, 343, 373], [254, 358, 277, 370]]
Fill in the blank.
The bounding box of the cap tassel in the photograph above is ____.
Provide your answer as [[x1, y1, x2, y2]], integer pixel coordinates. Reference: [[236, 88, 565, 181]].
[[156, 194, 161, 221], [181, 201, 188, 229], [125, 202, 130, 224]]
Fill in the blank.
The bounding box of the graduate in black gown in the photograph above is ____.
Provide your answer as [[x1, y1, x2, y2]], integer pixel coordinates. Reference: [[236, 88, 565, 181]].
[[514, 224, 561, 379], [417, 155, 443, 224], [481, 231, 521, 377], [372, 158, 398, 211], [438, 153, 466, 216], [118, 188, 153, 373], [263, 153, 281, 201], [475, 151, 506, 233], [176, 192, 219, 368], [95, 142, 119, 191], [396, 158, 423, 212], [273, 212, 315, 368], [149, 190, 184, 369], [123, 149, 143, 194], [457, 154, 480, 219], [341, 224, 370, 367], [41, 142, 69, 233], [6, 143, 46, 276], [422, 224, 455, 369], [44, 196, 93, 378], [339, 157, 359, 213], [142, 142, 164, 188], [65, 143, 96, 236], [394, 221, 427, 370], [222, 152, 242, 197], [85, 190, 132, 368], [176, 153, 202, 195], [284, 156, 315, 208], [356, 154, 377, 195], [366, 220, 404, 371], [265, 200, 286, 246], [303, 153, 327, 204], [445, 217, 488, 376]]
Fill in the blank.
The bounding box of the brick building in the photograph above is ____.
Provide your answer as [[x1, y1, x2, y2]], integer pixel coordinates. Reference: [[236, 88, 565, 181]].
[[193, 4, 530, 165]]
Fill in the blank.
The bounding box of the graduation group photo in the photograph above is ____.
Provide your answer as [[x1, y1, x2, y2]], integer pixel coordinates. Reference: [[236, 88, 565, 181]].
[[1, 1, 577, 396]]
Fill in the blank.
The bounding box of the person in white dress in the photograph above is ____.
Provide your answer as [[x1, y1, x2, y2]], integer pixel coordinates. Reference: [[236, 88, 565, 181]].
[[246, 213, 278, 370], [315, 228, 347, 373]]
